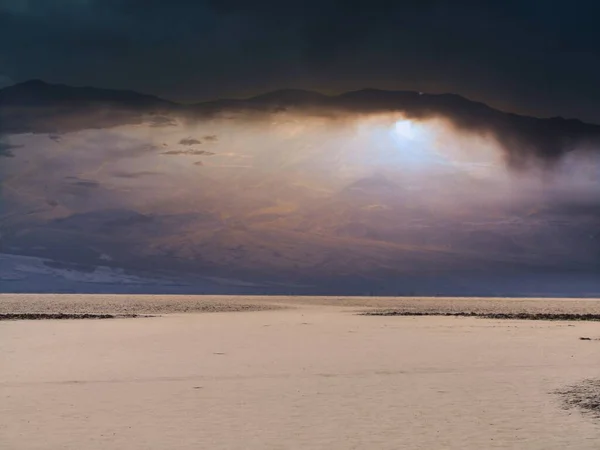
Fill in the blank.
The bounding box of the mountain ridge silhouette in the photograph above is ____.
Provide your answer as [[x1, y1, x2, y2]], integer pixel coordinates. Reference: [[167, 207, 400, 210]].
[[2, 79, 600, 166]]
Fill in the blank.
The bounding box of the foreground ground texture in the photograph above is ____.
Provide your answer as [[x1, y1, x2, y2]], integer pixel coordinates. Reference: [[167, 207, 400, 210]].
[[1, 295, 600, 449]]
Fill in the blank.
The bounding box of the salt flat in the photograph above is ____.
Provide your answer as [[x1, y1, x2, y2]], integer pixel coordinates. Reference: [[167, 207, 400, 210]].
[[1, 295, 600, 449]]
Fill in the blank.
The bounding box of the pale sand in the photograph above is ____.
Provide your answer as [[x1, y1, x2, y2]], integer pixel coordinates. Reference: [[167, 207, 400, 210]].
[[1, 295, 600, 449]]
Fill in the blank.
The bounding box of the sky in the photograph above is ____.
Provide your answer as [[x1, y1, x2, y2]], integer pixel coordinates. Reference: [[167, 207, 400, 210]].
[[1, 0, 600, 122]]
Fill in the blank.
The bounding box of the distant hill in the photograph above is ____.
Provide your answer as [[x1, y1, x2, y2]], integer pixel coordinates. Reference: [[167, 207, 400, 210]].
[[0, 80, 176, 133], [0, 79, 173, 108]]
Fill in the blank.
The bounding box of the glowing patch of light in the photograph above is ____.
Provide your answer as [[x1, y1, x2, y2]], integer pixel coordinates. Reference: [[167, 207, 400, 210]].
[[394, 120, 417, 140], [387, 118, 450, 168], [389, 119, 432, 164]]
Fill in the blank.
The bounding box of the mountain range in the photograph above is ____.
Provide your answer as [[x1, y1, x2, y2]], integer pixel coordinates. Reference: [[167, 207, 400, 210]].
[[3, 80, 600, 168]]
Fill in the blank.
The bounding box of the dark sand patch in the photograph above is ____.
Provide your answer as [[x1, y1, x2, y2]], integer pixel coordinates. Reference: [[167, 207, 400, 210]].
[[0, 295, 286, 316], [555, 380, 600, 418], [361, 311, 600, 321], [0, 313, 149, 321]]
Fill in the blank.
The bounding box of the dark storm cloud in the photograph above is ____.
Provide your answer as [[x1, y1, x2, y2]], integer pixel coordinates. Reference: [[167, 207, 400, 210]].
[[111, 170, 162, 179], [0, 142, 21, 157], [1, 1, 600, 122], [54, 177, 105, 202], [177, 135, 217, 144], [149, 115, 177, 127], [70, 179, 100, 189], [179, 138, 202, 146], [161, 149, 215, 156]]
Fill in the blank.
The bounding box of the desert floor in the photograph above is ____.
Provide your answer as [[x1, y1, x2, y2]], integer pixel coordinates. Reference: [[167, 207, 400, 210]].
[[1, 295, 600, 449]]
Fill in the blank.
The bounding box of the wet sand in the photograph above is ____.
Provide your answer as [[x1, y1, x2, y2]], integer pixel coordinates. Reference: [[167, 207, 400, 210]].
[[1, 295, 600, 449]]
